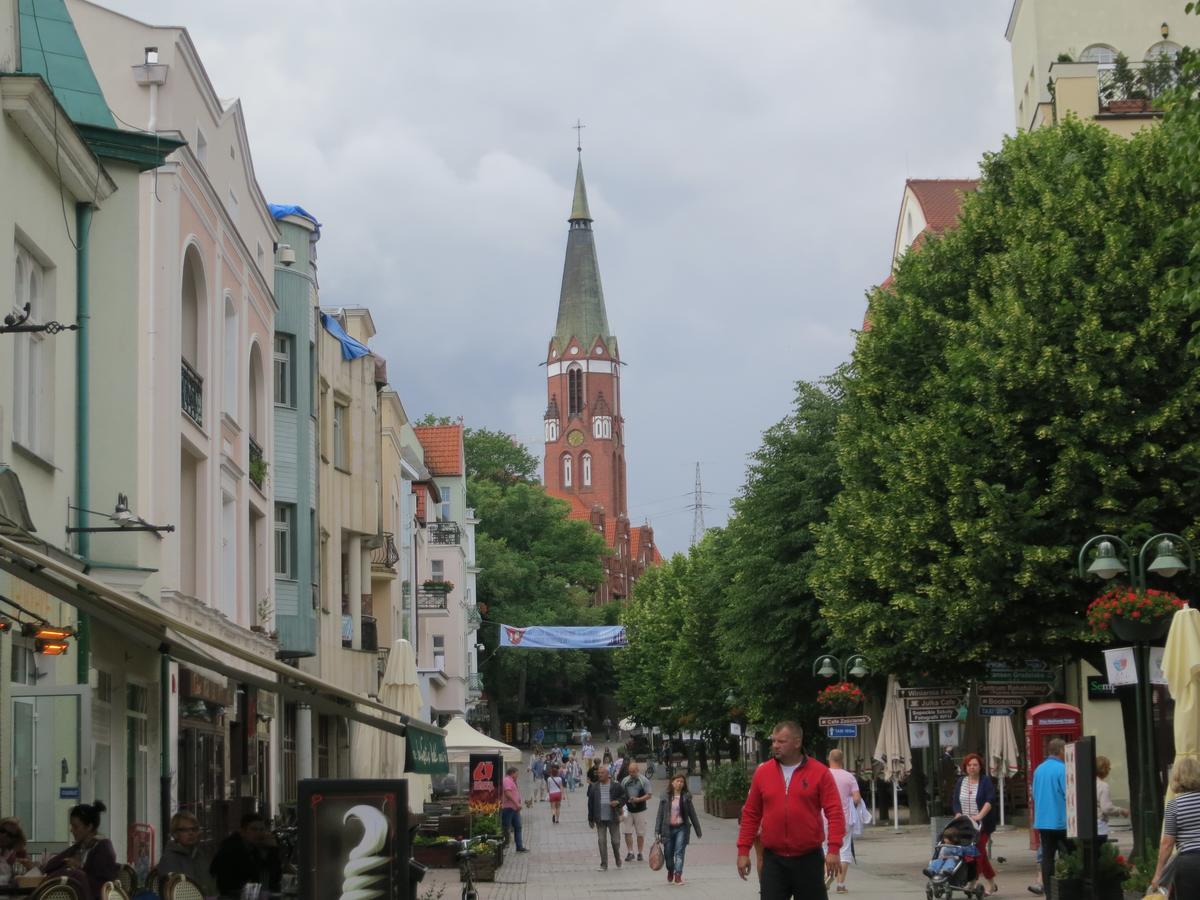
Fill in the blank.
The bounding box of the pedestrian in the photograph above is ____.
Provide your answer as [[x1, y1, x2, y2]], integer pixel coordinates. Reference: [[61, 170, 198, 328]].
[[587, 764, 629, 871], [501, 766, 530, 853], [655, 773, 702, 885], [156, 811, 217, 895], [587, 760, 600, 784], [1094, 756, 1128, 840], [530, 754, 547, 802], [1151, 755, 1200, 896], [621, 761, 653, 862], [547, 764, 566, 824], [826, 749, 864, 895], [951, 752, 999, 896], [43, 800, 120, 899], [603, 747, 613, 768], [209, 812, 282, 898], [0, 817, 29, 868], [1031, 738, 1071, 895], [736, 720, 844, 900], [604, 717, 613, 740], [583, 740, 596, 763]]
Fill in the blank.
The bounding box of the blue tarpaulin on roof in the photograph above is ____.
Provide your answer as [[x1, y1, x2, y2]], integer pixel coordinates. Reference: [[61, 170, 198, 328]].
[[320, 312, 371, 361], [268, 203, 321, 236]]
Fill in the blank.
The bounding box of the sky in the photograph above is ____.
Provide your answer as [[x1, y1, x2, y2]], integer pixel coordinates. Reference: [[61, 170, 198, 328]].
[[103, 0, 1016, 554]]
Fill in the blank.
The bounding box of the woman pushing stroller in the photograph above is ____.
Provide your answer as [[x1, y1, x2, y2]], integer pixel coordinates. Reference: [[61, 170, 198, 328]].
[[951, 752, 999, 896]]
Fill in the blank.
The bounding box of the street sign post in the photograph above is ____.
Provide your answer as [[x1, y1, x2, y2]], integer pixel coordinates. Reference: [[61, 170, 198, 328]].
[[976, 696, 1027, 708], [827, 725, 858, 739], [818, 715, 871, 727], [898, 686, 963, 699], [979, 705, 1016, 717], [906, 697, 965, 709], [906, 707, 959, 723]]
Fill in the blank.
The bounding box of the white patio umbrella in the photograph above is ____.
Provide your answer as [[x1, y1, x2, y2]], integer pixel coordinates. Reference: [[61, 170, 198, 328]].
[[873, 675, 912, 831], [359, 639, 431, 813], [986, 715, 1020, 827], [1162, 608, 1200, 806]]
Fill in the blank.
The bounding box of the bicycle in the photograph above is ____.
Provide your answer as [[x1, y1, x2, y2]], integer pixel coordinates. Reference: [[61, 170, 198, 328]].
[[452, 835, 502, 900]]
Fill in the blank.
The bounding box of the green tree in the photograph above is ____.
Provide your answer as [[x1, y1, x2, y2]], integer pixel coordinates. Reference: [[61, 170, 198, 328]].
[[463, 428, 540, 485], [810, 118, 1200, 681]]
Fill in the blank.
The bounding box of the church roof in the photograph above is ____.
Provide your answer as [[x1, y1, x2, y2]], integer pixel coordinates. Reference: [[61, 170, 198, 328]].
[[553, 156, 613, 352], [413, 425, 464, 476], [18, 0, 115, 128]]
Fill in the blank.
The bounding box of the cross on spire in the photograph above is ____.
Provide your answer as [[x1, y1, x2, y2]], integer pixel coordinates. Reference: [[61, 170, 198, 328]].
[[573, 118, 586, 153]]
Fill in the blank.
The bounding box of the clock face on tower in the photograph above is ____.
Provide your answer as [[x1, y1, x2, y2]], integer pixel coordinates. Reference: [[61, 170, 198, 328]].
[[567, 429, 584, 446]]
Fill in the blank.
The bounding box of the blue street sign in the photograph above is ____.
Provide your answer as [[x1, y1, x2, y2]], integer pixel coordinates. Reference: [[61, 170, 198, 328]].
[[59, 786, 80, 800], [980, 706, 1015, 717], [827, 725, 858, 739]]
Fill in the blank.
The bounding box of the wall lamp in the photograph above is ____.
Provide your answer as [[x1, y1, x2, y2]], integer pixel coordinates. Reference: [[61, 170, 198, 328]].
[[66, 493, 175, 536], [1, 303, 77, 335]]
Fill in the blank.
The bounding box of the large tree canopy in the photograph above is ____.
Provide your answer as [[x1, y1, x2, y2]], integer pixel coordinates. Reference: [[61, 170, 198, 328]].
[[810, 118, 1200, 679]]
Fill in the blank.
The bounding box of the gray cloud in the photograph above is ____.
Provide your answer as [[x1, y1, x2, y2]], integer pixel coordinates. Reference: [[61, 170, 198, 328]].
[[104, 0, 1014, 553]]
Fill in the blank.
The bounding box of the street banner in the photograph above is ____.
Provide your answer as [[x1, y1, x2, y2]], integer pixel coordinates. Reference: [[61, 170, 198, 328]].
[[938, 722, 960, 748], [1103, 647, 1137, 686], [909, 722, 931, 748], [297, 778, 408, 900], [499, 623, 628, 649], [469, 753, 503, 814]]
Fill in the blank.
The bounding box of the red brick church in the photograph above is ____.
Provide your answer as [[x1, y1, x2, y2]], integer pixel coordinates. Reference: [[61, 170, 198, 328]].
[[542, 155, 661, 603]]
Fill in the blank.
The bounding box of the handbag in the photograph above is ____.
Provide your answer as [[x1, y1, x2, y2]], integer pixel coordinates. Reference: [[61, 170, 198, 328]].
[[647, 839, 665, 871]]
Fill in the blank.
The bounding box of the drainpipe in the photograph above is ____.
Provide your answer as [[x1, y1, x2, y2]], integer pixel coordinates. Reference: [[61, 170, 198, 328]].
[[160, 654, 171, 835], [75, 202, 92, 685]]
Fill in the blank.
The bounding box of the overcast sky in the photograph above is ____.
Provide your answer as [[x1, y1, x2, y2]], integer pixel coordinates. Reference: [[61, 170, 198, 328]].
[[105, 0, 1015, 554]]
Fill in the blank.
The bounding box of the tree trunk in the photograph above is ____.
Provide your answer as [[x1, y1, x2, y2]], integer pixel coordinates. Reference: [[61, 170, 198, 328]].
[[698, 740, 709, 774]]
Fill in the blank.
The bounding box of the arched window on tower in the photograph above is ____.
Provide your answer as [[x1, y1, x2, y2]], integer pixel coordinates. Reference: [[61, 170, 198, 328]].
[[567, 365, 583, 417], [562, 453, 573, 488], [582, 453, 592, 486]]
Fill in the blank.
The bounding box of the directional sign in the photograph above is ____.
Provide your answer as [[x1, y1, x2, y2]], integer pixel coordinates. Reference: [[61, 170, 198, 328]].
[[980, 706, 1015, 717], [898, 686, 962, 699], [984, 661, 1052, 684], [818, 715, 871, 727], [979, 682, 1051, 698], [978, 696, 1028, 708], [827, 725, 858, 739], [906, 697, 966, 709], [907, 707, 959, 723]]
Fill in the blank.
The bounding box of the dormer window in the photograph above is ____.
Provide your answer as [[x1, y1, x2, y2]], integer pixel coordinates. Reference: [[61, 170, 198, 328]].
[[567, 365, 584, 417], [592, 415, 612, 439]]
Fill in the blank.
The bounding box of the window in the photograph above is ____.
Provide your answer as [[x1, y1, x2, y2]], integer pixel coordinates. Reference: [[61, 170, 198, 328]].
[[562, 453, 573, 488], [273, 334, 294, 406], [567, 365, 583, 417], [274, 504, 294, 578], [1079, 44, 1118, 66], [582, 453, 592, 486], [333, 402, 349, 470], [440, 486, 452, 522], [433, 634, 445, 670], [1146, 41, 1182, 61], [431, 560, 444, 582], [12, 243, 52, 458], [223, 298, 238, 418]]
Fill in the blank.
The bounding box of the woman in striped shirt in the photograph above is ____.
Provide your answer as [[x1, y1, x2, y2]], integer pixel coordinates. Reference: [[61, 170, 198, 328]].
[[1151, 756, 1200, 896]]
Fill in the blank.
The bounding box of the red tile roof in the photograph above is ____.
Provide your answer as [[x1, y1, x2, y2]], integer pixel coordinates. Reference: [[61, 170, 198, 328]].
[[413, 425, 464, 476], [907, 179, 979, 234]]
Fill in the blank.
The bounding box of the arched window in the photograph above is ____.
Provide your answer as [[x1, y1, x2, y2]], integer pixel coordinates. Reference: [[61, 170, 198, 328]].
[[582, 453, 592, 486], [180, 244, 207, 426], [1079, 44, 1118, 66], [223, 296, 238, 419], [567, 365, 583, 417], [1147, 41, 1182, 61], [248, 341, 265, 444], [545, 419, 559, 442], [562, 454, 573, 488]]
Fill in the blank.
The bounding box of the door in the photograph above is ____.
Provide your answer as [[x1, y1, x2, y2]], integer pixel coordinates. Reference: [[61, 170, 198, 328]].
[[11, 685, 91, 842]]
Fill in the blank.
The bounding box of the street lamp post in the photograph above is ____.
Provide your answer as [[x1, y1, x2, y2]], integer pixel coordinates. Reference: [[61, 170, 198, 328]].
[[811, 654, 870, 681], [1078, 532, 1194, 850]]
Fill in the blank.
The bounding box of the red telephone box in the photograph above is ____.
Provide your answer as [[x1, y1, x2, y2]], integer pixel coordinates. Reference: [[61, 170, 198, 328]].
[[1024, 703, 1082, 848]]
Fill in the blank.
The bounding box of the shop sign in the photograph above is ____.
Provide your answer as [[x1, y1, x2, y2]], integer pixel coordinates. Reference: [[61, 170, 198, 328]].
[[180, 668, 234, 707], [468, 753, 502, 812], [405, 727, 449, 774], [1086, 675, 1118, 700]]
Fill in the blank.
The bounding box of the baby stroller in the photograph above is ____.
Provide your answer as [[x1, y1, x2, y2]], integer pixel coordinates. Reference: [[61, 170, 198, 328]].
[[923, 816, 985, 900]]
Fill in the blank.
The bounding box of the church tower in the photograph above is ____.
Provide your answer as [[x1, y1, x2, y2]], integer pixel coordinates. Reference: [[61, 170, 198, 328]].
[[543, 155, 627, 518], [543, 154, 657, 603]]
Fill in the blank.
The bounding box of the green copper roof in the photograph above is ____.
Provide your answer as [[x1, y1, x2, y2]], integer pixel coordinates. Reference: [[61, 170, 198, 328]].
[[570, 157, 592, 221], [18, 0, 116, 129], [554, 157, 612, 350]]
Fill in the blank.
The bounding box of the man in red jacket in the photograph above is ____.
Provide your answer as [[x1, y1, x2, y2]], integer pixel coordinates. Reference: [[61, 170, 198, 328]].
[[736, 721, 844, 899]]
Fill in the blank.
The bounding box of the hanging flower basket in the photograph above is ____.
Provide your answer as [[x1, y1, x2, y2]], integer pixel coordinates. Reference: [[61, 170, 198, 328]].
[[1086, 587, 1185, 642], [816, 682, 865, 713]]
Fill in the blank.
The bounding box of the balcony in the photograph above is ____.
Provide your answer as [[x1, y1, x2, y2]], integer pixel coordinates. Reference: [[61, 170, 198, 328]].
[[371, 532, 400, 570], [429, 522, 462, 545], [416, 588, 447, 610], [467, 672, 484, 694], [1096, 57, 1176, 114], [181, 359, 203, 426], [361, 614, 378, 652], [249, 436, 264, 489]]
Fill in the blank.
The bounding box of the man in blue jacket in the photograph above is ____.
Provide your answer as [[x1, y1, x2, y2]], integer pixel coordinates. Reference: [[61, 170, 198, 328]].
[[1032, 738, 1071, 891]]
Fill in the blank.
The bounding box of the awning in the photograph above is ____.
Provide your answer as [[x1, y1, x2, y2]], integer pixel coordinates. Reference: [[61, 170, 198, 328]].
[[0, 532, 447, 757]]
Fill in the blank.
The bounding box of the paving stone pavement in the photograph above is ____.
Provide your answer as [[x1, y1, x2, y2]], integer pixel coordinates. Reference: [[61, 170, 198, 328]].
[[419, 769, 1071, 900]]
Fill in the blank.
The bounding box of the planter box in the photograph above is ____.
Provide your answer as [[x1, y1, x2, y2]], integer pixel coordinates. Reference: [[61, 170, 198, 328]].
[[707, 797, 744, 819], [461, 846, 504, 883], [1051, 877, 1082, 900], [1105, 99, 1151, 114], [413, 843, 459, 869]]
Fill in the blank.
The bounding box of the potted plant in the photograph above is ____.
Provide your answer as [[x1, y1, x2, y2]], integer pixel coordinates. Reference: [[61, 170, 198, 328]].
[[1092, 840, 1133, 900], [249, 456, 269, 488], [412, 834, 460, 868], [422, 579, 455, 593], [816, 681, 865, 713], [1086, 587, 1186, 643], [462, 840, 503, 882], [702, 764, 751, 818], [1053, 843, 1084, 900], [1104, 53, 1150, 113], [252, 597, 273, 633]]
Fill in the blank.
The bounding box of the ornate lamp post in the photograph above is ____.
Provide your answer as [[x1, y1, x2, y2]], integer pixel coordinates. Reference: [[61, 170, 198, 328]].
[[1078, 532, 1194, 848], [811, 654, 870, 681]]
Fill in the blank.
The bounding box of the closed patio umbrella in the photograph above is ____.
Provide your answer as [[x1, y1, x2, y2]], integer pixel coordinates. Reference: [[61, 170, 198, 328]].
[[1162, 608, 1200, 806], [986, 715, 1020, 827], [873, 675, 912, 831], [358, 639, 431, 813]]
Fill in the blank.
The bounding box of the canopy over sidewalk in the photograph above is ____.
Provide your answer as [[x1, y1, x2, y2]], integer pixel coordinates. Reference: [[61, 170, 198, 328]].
[[443, 715, 522, 764]]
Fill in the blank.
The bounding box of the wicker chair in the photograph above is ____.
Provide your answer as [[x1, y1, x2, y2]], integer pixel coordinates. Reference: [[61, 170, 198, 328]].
[[162, 873, 206, 900], [117, 863, 138, 895], [30, 877, 84, 900], [99, 880, 131, 900]]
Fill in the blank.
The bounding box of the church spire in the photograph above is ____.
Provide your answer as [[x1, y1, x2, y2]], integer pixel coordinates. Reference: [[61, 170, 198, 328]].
[[554, 154, 611, 352]]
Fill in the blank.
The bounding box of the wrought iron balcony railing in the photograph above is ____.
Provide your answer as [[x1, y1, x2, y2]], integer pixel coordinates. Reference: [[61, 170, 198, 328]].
[[429, 522, 462, 545], [416, 588, 447, 610], [1096, 57, 1178, 110], [248, 436, 264, 489], [181, 359, 203, 426], [371, 532, 400, 570]]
